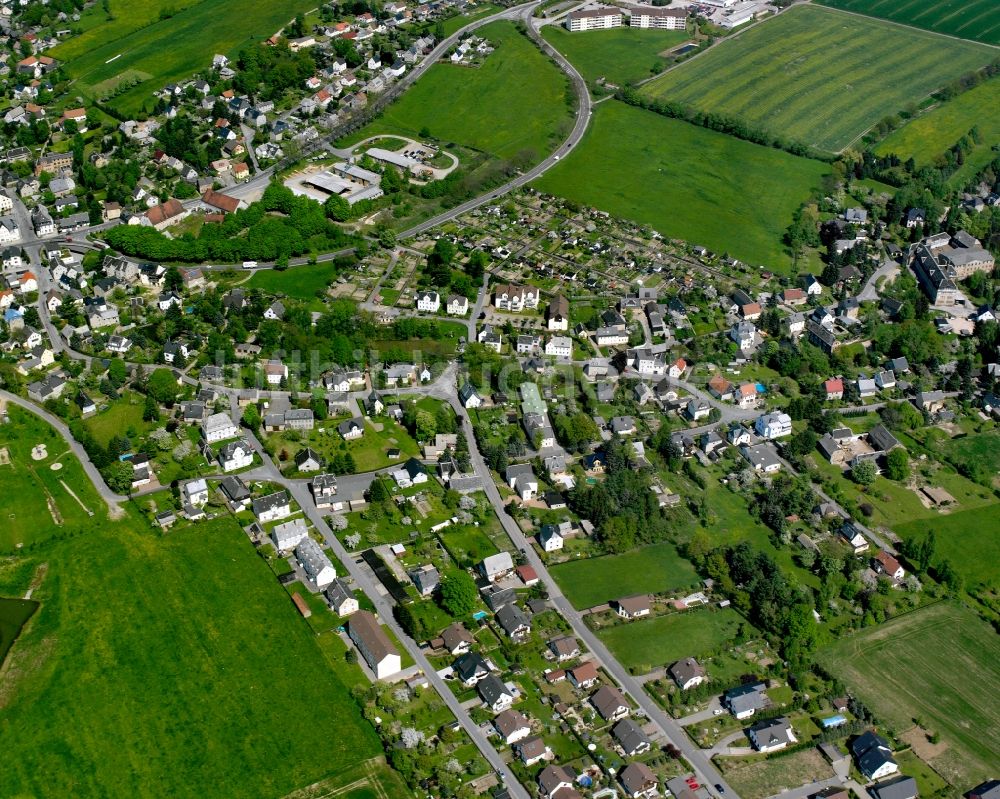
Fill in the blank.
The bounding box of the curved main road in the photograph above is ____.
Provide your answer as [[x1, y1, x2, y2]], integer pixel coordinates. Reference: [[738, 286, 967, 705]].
[[399, 5, 592, 240]]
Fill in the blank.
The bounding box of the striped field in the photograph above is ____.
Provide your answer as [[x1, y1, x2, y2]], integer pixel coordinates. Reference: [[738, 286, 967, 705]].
[[819, 0, 1000, 46], [641, 5, 997, 153]]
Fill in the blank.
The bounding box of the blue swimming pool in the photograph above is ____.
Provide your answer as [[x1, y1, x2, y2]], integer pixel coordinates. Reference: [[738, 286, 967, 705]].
[[755, 383, 767, 393]]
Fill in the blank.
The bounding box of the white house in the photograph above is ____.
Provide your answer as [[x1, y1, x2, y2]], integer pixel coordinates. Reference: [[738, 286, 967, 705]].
[[272, 518, 310, 553], [252, 491, 291, 523], [203, 412, 239, 443], [504, 464, 538, 501], [447, 294, 469, 315], [545, 336, 572, 358], [296, 536, 336, 589], [218, 439, 254, 472], [349, 610, 401, 680], [755, 412, 792, 440], [539, 524, 564, 552], [182, 478, 209, 507], [458, 382, 482, 408], [416, 290, 440, 313], [749, 717, 795, 753]]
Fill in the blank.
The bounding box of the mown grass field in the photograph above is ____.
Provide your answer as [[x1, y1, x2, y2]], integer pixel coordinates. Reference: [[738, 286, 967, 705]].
[[0, 516, 383, 799], [597, 608, 744, 672], [876, 77, 1000, 180], [895, 506, 1000, 589], [817, 602, 1000, 787], [0, 406, 106, 550], [533, 100, 828, 271], [51, 0, 316, 114], [541, 25, 690, 88], [641, 5, 997, 152], [819, 0, 1000, 46], [246, 262, 341, 300], [340, 21, 573, 162], [550, 541, 699, 609]]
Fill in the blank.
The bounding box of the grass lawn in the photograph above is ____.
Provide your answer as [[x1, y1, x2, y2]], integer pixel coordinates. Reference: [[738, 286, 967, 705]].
[[532, 100, 829, 272], [550, 540, 699, 609], [597, 608, 745, 673], [0, 406, 107, 550], [52, 0, 317, 114], [83, 391, 153, 447], [939, 431, 1000, 477], [273, 418, 421, 474], [438, 523, 499, 567], [819, 0, 1000, 45], [339, 21, 573, 162], [541, 25, 690, 88], [440, 3, 503, 36], [817, 602, 1000, 787], [894, 505, 1000, 589], [0, 516, 382, 798], [246, 262, 341, 300], [641, 5, 997, 152], [876, 77, 1000, 182], [717, 748, 835, 799]]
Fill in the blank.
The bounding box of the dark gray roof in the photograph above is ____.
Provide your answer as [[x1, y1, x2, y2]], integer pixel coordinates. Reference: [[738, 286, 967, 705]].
[[871, 777, 917, 799], [477, 673, 512, 705], [613, 718, 651, 754]]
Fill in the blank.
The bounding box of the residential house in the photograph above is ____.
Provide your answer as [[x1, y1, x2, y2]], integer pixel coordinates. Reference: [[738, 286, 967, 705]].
[[182, 478, 209, 507], [416, 290, 440, 313], [219, 475, 251, 511], [590, 685, 630, 722], [538, 765, 576, 798], [613, 595, 651, 619], [296, 537, 336, 589], [496, 603, 531, 641], [392, 457, 428, 488], [619, 762, 658, 799], [668, 658, 706, 690], [202, 412, 239, 443], [454, 652, 491, 686], [272, 517, 310, 553], [252, 491, 291, 523], [515, 736, 551, 767], [755, 412, 792, 439], [613, 718, 652, 756], [547, 295, 569, 331], [441, 622, 475, 656], [477, 674, 515, 713], [493, 283, 539, 311], [446, 294, 469, 315], [871, 778, 918, 799], [349, 610, 402, 679], [548, 636, 581, 662], [408, 564, 439, 597], [749, 717, 796, 752], [311, 473, 339, 509], [338, 417, 365, 440], [539, 524, 565, 552], [480, 551, 515, 583], [825, 378, 844, 401], [724, 682, 768, 719], [505, 463, 538, 501], [852, 731, 900, 781], [218, 439, 254, 472], [295, 447, 323, 473], [873, 550, 905, 581], [840, 521, 870, 554], [493, 709, 532, 744]]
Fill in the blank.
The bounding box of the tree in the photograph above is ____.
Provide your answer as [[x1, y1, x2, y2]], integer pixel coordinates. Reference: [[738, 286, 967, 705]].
[[242, 403, 261, 431], [146, 368, 180, 405], [851, 459, 877, 486], [104, 460, 134, 494], [439, 571, 478, 616], [884, 448, 909, 481], [415, 409, 436, 441], [143, 394, 161, 422]]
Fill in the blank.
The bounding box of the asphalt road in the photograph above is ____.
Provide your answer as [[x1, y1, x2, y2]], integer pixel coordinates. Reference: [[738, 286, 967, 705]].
[[397, 5, 593, 240], [444, 392, 739, 798]]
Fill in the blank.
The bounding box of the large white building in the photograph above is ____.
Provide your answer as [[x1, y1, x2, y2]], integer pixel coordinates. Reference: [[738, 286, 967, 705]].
[[272, 518, 310, 553], [565, 6, 623, 30], [628, 6, 688, 29], [416, 290, 440, 313], [202, 412, 239, 443], [755, 412, 793, 440], [349, 610, 402, 679], [295, 536, 336, 589]]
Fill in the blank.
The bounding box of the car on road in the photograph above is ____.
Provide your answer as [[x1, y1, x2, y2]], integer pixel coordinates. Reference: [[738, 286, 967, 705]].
[[715, 785, 725, 794], [713, 708, 724, 715]]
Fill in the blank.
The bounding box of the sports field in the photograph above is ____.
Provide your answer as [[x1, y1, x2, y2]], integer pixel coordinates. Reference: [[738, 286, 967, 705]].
[[817, 602, 1000, 787], [819, 0, 1000, 46], [0, 406, 106, 550], [541, 25, 690, 88], [597, 608, 744, 672], [533, 100, 829, 271], [51, 0, 316, 114], [876, 77, 1000, 181], [641, 5, 997, 152], [0, 517, 383, 798], [549, 541, 699, 609], [340, 22, 573, 162]]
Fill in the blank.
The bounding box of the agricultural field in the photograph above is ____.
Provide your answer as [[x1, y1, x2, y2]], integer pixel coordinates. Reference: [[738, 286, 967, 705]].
[[641, 5, 997, 152], [550, 540, 699, 609], [819, 0, 1000, 46], [533, 100, 829, 272], [339, 22, 574, 162], [876, 77, 1000, 181], [597, 608, 745, 673], [541, 25, 690, 89], [0, 516, 383, 799], [51, 0, 317, 114], [246, 262, 342, 300], [817, 602, 1000, 787], [0, 406, 107, 550]]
